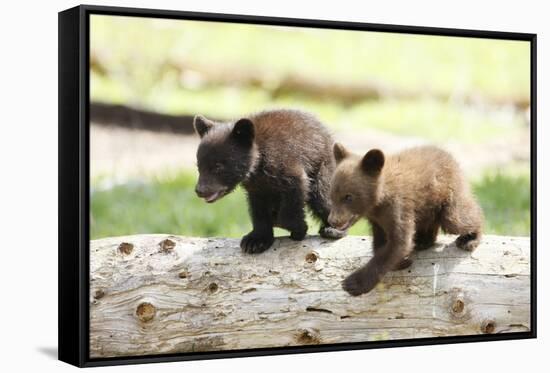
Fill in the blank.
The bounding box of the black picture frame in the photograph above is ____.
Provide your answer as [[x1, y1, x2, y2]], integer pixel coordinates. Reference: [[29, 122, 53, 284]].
[[58, 4, 537, 368]]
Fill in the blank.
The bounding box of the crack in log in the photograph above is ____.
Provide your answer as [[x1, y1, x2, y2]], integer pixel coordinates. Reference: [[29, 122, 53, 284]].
[[306, 307, 334, 314]]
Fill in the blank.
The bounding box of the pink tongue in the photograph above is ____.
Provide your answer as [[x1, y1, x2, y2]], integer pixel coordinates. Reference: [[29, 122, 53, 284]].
[[205, 192, 220, 202], [337, 221, 351, 231]]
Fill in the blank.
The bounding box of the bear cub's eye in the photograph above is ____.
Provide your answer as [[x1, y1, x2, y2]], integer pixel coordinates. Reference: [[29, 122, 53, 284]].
[[343, 194, 353, 203], [213, 162, 224, 173]]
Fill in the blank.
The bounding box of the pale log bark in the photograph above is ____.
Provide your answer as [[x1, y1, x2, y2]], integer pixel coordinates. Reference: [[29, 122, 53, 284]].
[[90, 234, 530, 358]]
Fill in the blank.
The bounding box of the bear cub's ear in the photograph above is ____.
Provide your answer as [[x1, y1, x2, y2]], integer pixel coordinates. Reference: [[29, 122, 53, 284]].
[[194, 115, 215, 138], [361, 149, 385, 176], [333, 143, 349, 164], [231, 118, 255, 146]]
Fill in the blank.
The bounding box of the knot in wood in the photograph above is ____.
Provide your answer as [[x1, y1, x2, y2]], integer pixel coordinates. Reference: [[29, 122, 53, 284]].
[[178, 270, 189, 279], [295, 327, 321, 344], [207, 282, 218, 293], [136, 302, 156, 323], [159, 238, 176, 252], [305, 251, 318, 263], [449, 290, 467, 319], [93, 289, 105, 300], [452, 299, 465, 314], [481, 319, 496, 334], [117, 242, 133, 255]]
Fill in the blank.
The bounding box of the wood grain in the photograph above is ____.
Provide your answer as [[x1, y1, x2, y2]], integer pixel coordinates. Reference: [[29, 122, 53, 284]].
[[90, 234, 530, 358]]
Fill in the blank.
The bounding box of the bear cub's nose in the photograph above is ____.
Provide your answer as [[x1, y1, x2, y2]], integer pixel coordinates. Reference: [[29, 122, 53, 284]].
[[195, 184, 208, 197]]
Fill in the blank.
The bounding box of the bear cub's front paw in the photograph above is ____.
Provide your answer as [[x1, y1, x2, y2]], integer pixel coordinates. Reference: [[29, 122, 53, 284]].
[[319, 226, 347, 239], [290, 227, 307, 241], [342, 269, 378, 296], [241, 231, 275, 254]]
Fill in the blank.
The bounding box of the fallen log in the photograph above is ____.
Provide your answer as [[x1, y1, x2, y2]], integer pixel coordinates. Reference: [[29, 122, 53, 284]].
[[90, 234, 530, 358]]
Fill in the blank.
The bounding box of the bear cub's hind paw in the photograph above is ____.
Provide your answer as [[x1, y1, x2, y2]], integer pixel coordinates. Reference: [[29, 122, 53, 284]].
[[241, 231, 275, 254], [393, 257, 413, 270], [319, 226, 347, 239], [342, 269, 378, 296], [288, 221, 308, 241], [455, 232, 480, 252]]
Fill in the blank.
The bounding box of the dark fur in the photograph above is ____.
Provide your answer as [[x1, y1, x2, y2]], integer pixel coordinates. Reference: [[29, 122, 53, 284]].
[[329, 144, 483, 296], [194, 109, 346, 253]]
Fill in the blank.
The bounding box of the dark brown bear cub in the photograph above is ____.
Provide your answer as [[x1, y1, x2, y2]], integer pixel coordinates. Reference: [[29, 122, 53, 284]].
[[328, 144, 483, 296], [194, 109, 346, 253]]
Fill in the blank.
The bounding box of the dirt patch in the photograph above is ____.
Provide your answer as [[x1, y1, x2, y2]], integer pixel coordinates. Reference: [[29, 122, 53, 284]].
[[91, 123, 529, 183]]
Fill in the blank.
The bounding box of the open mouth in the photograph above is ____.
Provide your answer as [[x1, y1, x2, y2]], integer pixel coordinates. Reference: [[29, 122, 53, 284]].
[[203, 190, 226, 203], [334, 215, 359, 231], [335, 221, 353, 231]]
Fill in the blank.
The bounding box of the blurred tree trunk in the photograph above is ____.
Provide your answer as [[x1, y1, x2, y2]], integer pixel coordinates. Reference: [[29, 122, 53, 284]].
[[90, 102, 197, 134]]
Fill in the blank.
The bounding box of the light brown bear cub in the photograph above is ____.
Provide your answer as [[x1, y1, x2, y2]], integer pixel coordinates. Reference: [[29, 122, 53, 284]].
[[328, 144, 483, 296]]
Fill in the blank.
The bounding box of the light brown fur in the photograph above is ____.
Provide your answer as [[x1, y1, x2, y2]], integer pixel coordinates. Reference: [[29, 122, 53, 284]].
[[329, 144, 483, 296]]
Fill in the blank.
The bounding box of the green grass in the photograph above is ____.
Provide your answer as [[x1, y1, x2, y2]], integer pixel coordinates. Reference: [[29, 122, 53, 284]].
[[90, 171, 370, 239], [89, 16, 529, 144], [341, 99, 522, 143], [88, 16, 531, 241], [90, 15, 530, 102], [90, 76, 523, 144], [90, 169, 530, 240], [473, 170, 531, 236], [91, 173, 250, 239]]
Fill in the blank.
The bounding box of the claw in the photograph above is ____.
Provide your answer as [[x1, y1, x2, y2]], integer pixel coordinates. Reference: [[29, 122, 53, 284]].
[[240, 231, 274, 254]]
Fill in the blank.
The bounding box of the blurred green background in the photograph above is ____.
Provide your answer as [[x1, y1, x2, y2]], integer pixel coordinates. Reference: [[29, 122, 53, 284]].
[[90, 15, 531, 240]]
